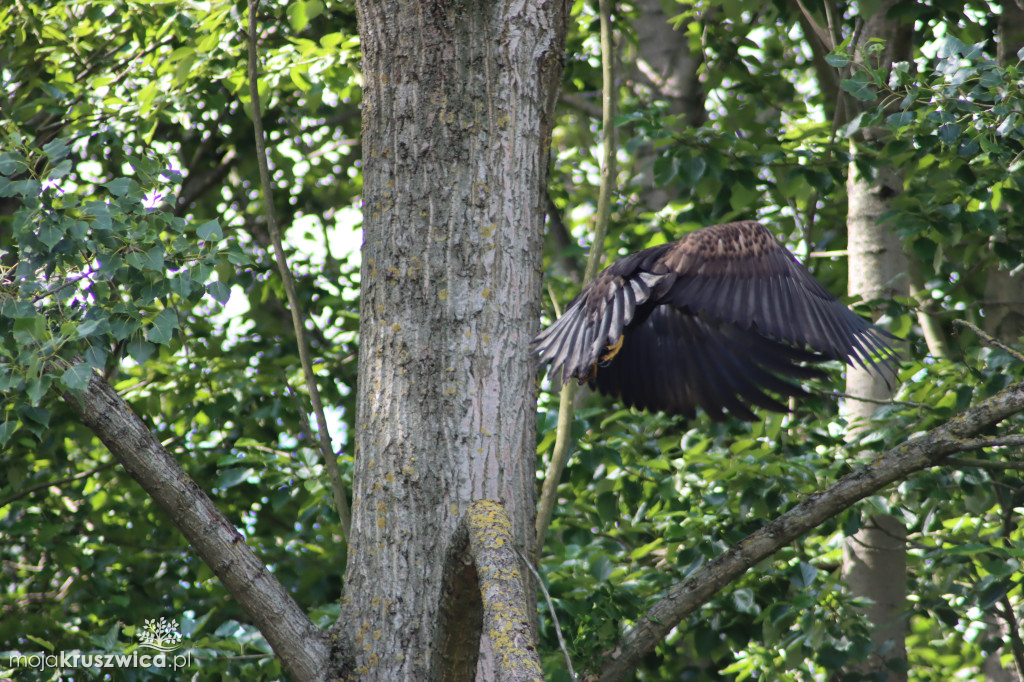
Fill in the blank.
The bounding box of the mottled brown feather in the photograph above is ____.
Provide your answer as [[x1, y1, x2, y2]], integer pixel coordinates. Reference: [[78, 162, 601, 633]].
[[532, 221, 899, 419]]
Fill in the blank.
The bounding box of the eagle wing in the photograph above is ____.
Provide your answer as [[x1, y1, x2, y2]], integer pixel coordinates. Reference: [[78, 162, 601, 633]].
[[532, 221, 899, 418], [659, 221, 897, 373]]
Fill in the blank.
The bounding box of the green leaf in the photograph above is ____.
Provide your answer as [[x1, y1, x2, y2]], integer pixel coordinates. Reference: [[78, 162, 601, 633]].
[[885, 111, 915, 129], [49, 159, 73, 179], [26, 376, 52, 405], [36, 223, 64, 250], [13, 315, 46, 345], [589, 555, 614, 582], [288, 1, 311, 32], [978, 580, 1009, 610], [937, 123, 961, 146], [0, 419, 16, 447], [84, 344, 107, 371], [59, 362, 93, 392], [732, 588, 757, 614], [207, 280, 231, 304], [839, 111, 866, 138], [146, 308, 179, 345], [197, 219, 223, 241], [840, 73, 877, 102], [105, 177, 132, 196], [42, 137, 71, 162], [790, 561, 817, 588], [215, 467, 255, 489], [678, 156, 707, 186], [825, 53, 851, 67], [126, 337, 155, 363], [0, 151, 27, 176], [25, 635, 55, 652]]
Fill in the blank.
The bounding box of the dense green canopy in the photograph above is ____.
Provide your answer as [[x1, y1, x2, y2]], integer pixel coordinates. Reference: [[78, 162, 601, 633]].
[[2, 0, 1023, 679]]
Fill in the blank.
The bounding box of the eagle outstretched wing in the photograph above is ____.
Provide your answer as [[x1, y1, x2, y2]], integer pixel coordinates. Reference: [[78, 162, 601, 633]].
[[532, 221, 899, 420]]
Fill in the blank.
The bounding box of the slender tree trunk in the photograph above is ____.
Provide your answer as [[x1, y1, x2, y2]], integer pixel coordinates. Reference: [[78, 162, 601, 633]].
[[337, 3, 568, 680], [841, 4, 912, 680], [980, 8, 1024, 680], [985, 0, 1024, 343], [630, 0, 705, 211]]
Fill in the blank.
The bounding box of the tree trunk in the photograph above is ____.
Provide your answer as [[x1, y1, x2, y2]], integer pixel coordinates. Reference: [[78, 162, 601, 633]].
[[841, 4, 912, 680], [339, 2, 568, 680], [981, 8, 1024, 680], [630, 0, 705, 211], [985, 0, 1024, 343]]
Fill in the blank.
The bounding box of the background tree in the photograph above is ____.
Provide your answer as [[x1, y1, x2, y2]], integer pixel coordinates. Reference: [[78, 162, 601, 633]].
[[2, 1, 1024, 681]]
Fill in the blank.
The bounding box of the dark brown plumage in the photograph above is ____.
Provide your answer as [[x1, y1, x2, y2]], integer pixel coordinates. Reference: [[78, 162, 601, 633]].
[[532, 221, 899, 420]]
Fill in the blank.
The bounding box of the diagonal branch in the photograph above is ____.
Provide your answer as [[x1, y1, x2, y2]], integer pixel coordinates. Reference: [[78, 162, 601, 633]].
[[438, 500, 544, 682], [58, 364, 332, 681], [595, 378, 1024, 681], [245, 0, 350, 536]]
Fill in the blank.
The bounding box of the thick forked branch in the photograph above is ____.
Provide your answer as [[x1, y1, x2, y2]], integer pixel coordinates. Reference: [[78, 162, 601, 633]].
[[594, 378, 1024, 681], [438, 500, 543, 682], [59, 366, 333, 681]]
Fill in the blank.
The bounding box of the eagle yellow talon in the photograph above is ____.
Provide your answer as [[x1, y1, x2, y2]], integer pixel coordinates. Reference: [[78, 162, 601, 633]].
[[601, 335, 624, 363]]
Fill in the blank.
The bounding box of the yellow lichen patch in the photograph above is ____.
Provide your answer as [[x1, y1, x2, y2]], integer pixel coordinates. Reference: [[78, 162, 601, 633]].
[[438, 289, 448, 300], [479, 224, 495, 239], [377, 517, 386, 529], [481, 287, 490, 299], [391, 323, 401, 332], [385, 472, 394, 483]]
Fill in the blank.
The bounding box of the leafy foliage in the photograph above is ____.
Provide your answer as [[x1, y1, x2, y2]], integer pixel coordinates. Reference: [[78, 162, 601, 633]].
[[2, 0, 1024, 680], [536, 3, 1024, 680], [1, 0, 360, 677]]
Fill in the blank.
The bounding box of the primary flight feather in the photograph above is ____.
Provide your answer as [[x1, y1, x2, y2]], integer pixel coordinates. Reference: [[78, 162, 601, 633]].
[[532, 221, 899, 420]]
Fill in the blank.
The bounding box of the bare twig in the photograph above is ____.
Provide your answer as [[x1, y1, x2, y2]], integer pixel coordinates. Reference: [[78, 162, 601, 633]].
[[517, 548, 576, 680], [830, 391, 931, 410], [245, 0, 350, 537], [0, 461, 117, 509], [536, 0, 618, 553], [953, 319, 1024, 364]]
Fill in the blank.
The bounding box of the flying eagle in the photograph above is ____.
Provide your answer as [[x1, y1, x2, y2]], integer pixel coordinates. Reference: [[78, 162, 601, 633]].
[[532, 221, 898, 420]]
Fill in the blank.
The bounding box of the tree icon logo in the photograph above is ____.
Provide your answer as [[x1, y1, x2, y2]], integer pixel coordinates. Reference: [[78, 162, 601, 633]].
[[136, 617, 184, 652]]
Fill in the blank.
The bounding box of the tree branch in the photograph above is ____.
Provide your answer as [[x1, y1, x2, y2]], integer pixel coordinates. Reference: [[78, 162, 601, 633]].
[[954, 319, 1024, 364], [58, 365, 332, 680], [536, 0, 618, 553], [438, 500, 544, 682], [0, 460, 117, 509], [245, 0, 351, 536], [594, 378, 1024, 681]]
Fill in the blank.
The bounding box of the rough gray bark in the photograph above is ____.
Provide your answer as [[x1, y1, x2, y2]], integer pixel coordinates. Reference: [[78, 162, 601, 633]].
[[841, 4, 912, 680], [339, 2, 568, 679]]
